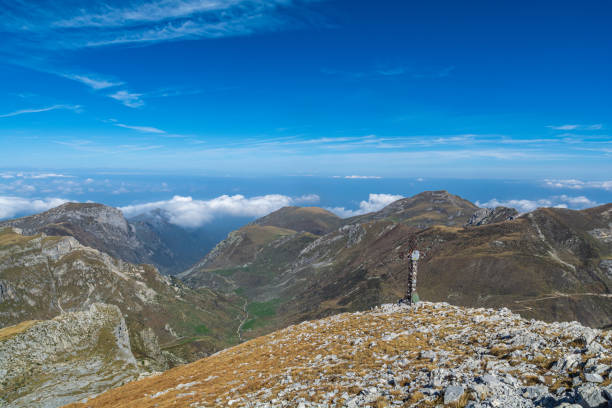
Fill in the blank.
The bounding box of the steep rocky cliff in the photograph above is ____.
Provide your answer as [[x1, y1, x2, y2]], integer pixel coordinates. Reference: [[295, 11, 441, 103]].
[[0, 303, 139, 408]]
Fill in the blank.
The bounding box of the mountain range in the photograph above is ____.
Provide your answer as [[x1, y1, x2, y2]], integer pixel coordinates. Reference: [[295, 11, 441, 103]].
[[0, 190, 611, 406], [182, 191, 612, 338], [0, 203, 235, 275]]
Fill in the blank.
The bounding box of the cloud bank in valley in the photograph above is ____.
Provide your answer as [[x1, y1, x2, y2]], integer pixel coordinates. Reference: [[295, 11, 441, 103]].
[[328, 193, 404, 218], [120, 194, 320, 227], [0, 196, 68, 219]]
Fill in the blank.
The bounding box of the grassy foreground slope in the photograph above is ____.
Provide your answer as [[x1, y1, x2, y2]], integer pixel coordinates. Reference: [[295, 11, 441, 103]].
[[65, 302, 612, 408]]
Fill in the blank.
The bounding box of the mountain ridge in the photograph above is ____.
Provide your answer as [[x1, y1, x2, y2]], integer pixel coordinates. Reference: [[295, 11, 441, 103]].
[[180, 194, 612, 339]]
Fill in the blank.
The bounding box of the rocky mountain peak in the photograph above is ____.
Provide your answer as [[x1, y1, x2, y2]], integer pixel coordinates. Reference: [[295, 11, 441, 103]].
[[347, 190, 479, 227], [383, 190, 477, 212]]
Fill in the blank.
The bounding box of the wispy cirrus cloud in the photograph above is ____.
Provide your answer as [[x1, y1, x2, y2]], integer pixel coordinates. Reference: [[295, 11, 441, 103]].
[[2, 0, 318, 49], [547, 124, 603, 131], [108, 90, 145, 108], [0, 104, 81, 118], [62, 73, 124, 90], [115, 123, 166, 133]]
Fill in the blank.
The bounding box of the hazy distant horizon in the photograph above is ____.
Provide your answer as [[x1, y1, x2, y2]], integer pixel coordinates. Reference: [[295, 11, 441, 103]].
[[1, 171, 610, 226]]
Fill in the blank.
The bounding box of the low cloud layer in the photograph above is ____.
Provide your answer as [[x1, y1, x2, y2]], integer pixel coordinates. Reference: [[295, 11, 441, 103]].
[[544, 179, 612, 191], [335, 175, 383, 179], [0, 196, 68, 219], [328, 193, 403, 218], [477, 195, 598, 213], [120, 194, 320, 227]]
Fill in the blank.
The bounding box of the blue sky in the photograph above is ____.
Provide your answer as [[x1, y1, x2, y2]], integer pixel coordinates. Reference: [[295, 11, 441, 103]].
[[0, 0, 611, 179]]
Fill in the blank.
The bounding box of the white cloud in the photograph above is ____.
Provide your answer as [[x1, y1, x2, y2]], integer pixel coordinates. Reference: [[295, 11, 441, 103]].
[[108, 90, 144, 108], [328, 193, 403, 218], [477, 195, 598, 213], [557, 195, 598, 207], [293, 194, 320, 204], [63, 73, 123, 89], [547, 124, 604, 131], [0, 172, 74, 182], [115, 123, 166, 133], [119, 193, 321, 227], [26, 173, 74, 179], [544, 179, 612, 191], [55, 0, 250, 28], [4, 0, 307, 49], [547, 124, 579, 130], [0, 196, 68, 219], [0, 105, 81, 118], [344, 175, 382, 179]]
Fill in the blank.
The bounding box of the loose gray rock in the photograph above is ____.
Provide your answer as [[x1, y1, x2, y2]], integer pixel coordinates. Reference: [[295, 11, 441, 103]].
[[585, 373, 604, 383], [444, 385, 465, 405], [575, 384, 607, 408]]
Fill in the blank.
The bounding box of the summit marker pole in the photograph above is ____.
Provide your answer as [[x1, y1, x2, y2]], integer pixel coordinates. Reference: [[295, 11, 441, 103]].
[[400, 236, 420, 305]]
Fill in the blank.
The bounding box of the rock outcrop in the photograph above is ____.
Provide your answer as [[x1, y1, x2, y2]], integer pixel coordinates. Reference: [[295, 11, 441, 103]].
[[65, 302, 612, 408], [0, 303, 139, 408], [0, 228, 243, 371], [465, 206, 518, 226]]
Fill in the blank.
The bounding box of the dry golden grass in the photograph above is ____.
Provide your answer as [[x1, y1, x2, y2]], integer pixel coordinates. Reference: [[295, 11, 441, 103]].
[[63, 303, 612, 408], [0, 320, 39, 341]]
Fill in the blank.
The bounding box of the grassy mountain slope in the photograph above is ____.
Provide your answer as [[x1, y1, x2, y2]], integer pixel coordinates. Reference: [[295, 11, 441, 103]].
[[280, 205, 612, 329], [180, 194, 612, 340], [0, 228, 244, 370], [345, 190, 480, 227], [252, 206, 342, 235]]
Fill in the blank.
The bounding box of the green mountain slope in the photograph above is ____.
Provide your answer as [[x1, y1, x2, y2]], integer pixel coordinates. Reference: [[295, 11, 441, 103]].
[[180, 193, 612, 342], [252, 206, 342, 235]]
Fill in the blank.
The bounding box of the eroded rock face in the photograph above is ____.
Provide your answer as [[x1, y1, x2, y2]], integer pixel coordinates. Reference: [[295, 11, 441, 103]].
[[0, 303, 139, 408], [465, 206, 518, 226], [0, 228, 243, 375]]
